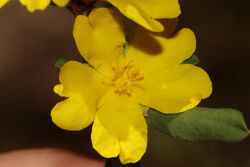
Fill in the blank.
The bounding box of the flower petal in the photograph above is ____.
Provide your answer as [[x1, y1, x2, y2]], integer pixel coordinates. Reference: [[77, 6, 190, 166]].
[[134, 64, 212, 114], [19, 0, 50, 12], [107, 0, 163, 32], [51, 95, 95, 131], [127, 28, 196, 72], [51, 61, 100, 131], [52, 0, 69, 7], [133, 0, 181, 19], [91, 92, 147, 164], [58, 61, 97, 96], [73, 8, 126, 72], [54, 84, 64, 96], [0, 0, 9, 8], [91, 112, 120, 158]]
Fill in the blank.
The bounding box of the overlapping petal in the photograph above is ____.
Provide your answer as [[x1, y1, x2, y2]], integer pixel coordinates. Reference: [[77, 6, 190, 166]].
[[51, 61, 100, 131], [91, 92, 147, 164], [73, 8, 126, 73], [127, 28, 196, 72], [107, 0, 180, 32]]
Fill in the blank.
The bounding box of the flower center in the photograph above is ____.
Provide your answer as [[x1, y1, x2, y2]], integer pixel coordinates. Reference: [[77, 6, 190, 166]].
[[104, 60, 144, 96]]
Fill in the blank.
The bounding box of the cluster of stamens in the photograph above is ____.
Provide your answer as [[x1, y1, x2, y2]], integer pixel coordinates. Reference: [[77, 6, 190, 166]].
[[103, 61, 144, 96]]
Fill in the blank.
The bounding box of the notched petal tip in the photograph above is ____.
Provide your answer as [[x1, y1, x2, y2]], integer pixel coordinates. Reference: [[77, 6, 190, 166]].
[[73, 8, 126, 71], [91, 117, 120, 158]]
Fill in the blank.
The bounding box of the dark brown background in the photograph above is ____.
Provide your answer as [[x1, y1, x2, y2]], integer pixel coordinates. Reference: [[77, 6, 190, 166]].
[[0, 1, 249, 167]]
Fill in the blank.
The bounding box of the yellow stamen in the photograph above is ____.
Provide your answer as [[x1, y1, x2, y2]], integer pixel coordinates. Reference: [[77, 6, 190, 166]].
[[103, 60, 144, 96]]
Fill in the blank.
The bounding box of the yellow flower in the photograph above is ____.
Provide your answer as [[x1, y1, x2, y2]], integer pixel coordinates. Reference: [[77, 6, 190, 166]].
[[51, 8, 212, 164], [0, 0, 69, 12], [106, 0, 181, 32]]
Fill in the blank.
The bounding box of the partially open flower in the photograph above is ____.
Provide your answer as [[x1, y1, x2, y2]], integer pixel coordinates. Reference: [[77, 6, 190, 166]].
[[51, 8, 212, 164], [106, 0, 181, 32], [0, 0, 69, 12]]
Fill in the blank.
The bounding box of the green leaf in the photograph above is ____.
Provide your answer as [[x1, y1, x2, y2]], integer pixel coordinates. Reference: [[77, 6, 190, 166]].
[[183, 54, 200, 65], [124, 42, 130, 56], [105, 158, 141, 167], [55, 58, 69, 68], [147, 107, 249, 142]]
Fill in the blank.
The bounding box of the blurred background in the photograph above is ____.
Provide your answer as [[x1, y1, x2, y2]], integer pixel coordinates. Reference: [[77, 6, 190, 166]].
[[0, 1, 250, 167]]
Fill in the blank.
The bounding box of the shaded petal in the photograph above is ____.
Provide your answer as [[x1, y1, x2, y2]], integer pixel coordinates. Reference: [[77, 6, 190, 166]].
[[133, 0, 181, 19], [127, 28, 196, 73], [107, 0, 163, 32], [51, 94, 95, 131], [19, 0, 50, 12], [73, 8, 126, 72], [52, 0, 69, 7], [91, 92, 147, 164], [0, 0, 9, 8], [134, 64, 212, 114]]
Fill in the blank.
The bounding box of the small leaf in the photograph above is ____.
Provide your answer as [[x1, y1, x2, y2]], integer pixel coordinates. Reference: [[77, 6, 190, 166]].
[[55, 58, 69, 68], [105, 158, 141, 167], [147, 107, 249, 142], [124, 42, 130, 56], [183, 54, 199, 65]]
